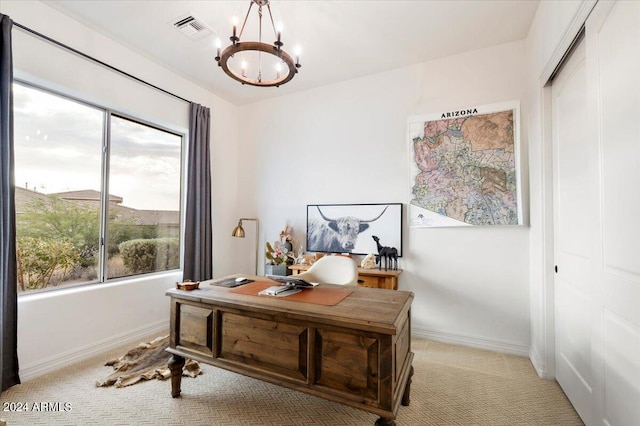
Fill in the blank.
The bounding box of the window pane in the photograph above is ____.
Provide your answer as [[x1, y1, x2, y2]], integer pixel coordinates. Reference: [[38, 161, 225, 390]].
[[14, 83, 103, 293], [106, 115, 182, 279]]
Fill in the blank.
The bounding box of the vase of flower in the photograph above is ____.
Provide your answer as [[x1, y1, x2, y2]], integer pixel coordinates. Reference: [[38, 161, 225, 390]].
[[265, 241, 292, 276], [264, 264, 290, 276]]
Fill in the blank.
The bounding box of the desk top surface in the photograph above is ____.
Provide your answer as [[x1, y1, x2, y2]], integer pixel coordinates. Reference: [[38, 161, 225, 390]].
[[167, 274, 413, 334]]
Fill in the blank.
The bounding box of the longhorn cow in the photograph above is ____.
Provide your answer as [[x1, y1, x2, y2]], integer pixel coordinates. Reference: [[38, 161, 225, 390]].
[[307, 206, 389, 253]]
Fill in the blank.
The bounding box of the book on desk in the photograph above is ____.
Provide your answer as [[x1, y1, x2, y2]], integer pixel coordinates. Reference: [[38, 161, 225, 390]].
[[258, 285, 301, 297]]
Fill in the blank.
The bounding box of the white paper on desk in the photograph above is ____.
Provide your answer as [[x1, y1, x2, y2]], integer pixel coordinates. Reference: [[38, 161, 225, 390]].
[[259, 286, 301, 297]]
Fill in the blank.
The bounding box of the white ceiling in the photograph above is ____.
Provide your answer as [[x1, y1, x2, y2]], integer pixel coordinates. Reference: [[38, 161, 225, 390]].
[[43, 0, 539, 106]]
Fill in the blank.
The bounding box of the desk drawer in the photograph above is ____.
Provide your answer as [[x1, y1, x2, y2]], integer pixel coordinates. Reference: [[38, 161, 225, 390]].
[[357, 274, 396, 289], [219, 311, 308, 382], [314, 328, 380, 402], [175, 303, 214, 358], [357, 274, 381, 288]]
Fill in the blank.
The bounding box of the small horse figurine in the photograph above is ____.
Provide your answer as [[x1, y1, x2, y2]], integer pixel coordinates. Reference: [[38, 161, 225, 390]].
[[372, 235, 398, 271]]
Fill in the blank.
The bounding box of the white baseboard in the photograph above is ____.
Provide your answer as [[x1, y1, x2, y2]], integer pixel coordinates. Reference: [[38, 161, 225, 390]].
[[529, 346, 553, 379], [19, 320, 168, 382], [412, 326, 530, 357]]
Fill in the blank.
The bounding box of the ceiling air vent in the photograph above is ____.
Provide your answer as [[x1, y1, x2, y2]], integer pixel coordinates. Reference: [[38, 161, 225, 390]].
[[171, 14, 212, 41]]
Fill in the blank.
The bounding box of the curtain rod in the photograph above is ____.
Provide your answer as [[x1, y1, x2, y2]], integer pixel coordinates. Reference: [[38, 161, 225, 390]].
[[13, 22, 192, 105]]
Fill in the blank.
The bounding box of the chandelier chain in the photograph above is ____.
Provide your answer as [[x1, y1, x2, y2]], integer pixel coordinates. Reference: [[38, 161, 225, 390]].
[[266, 4, 278, 40], [258, 4, 263, 82], [238, 0, 254, 40]]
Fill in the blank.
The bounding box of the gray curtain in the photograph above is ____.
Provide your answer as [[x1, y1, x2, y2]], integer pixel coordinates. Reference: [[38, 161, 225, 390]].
[[0, 13, 20, 392], [183, 103, 212, 282]]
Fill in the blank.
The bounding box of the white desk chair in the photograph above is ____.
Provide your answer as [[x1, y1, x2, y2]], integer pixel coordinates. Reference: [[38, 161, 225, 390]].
[[296, 255, 358, 286]]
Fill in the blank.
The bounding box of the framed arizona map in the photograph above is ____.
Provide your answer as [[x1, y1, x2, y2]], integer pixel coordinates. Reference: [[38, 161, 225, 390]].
[[407, 101, 522, 227]]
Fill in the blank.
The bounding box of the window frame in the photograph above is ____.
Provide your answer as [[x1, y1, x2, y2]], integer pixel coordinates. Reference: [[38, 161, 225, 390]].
[[14, 78, 187, 294]]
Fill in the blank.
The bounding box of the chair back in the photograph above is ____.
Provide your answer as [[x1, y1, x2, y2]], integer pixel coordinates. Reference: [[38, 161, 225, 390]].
[[297, 255, 358, 286]]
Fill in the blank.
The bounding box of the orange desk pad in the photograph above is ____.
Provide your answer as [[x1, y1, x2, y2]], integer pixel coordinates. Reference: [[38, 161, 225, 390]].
[[229, 281, 352, 306]]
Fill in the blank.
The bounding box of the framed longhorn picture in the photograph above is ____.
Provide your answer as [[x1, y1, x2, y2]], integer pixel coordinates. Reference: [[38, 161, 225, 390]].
[[306, 203, 403, 256]]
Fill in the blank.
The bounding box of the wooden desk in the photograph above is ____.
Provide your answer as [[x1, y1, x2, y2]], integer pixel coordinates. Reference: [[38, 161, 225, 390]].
[[166, 275, 414, 426], [289, 264, 403, 290]]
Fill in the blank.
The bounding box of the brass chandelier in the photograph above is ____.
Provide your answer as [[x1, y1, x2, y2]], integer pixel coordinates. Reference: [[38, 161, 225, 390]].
[[215, 0, 301, 87]]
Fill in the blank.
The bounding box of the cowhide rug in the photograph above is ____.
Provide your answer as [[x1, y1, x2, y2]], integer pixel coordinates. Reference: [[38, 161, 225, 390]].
[[96, 335, 201, 388]]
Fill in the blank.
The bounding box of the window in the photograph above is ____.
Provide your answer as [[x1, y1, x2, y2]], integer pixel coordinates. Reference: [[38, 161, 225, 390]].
[[107, 116, 182, 279], [14, 82, 183, 293]]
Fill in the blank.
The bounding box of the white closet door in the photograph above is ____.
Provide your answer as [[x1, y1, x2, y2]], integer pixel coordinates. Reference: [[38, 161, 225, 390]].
[[587, 1, 640, 425], [552, 1, 640, 424], [552, 36, 594, 424]]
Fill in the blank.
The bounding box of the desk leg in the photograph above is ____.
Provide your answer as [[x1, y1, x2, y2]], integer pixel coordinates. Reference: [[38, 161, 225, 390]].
[[168, 355, 185, 398], [401, 365, 414, 406]]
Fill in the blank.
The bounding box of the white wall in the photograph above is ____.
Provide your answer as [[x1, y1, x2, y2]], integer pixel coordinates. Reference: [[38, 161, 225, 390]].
[[238, 41, 531, 354], [1, 0, 241, 380], [2, 0, 601, 381], [525, 0, 595, 377]]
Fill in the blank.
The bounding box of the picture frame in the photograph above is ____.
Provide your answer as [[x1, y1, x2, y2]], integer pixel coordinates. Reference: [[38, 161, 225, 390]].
[[306, 203, 403, 256]]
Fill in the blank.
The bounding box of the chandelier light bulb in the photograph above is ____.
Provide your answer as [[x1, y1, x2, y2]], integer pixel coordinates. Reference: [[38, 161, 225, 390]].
[[294, 45, 302, 68], [215, 38, 222, 60], [232, 16, 239, 40], [241, 59, 247, 77]]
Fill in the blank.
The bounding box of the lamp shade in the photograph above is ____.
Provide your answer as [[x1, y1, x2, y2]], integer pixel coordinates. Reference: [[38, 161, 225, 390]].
[[232, 221, 245, 237]]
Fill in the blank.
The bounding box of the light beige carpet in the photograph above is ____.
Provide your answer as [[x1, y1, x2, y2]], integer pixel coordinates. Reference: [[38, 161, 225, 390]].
[[0, 337, 582, 425]]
